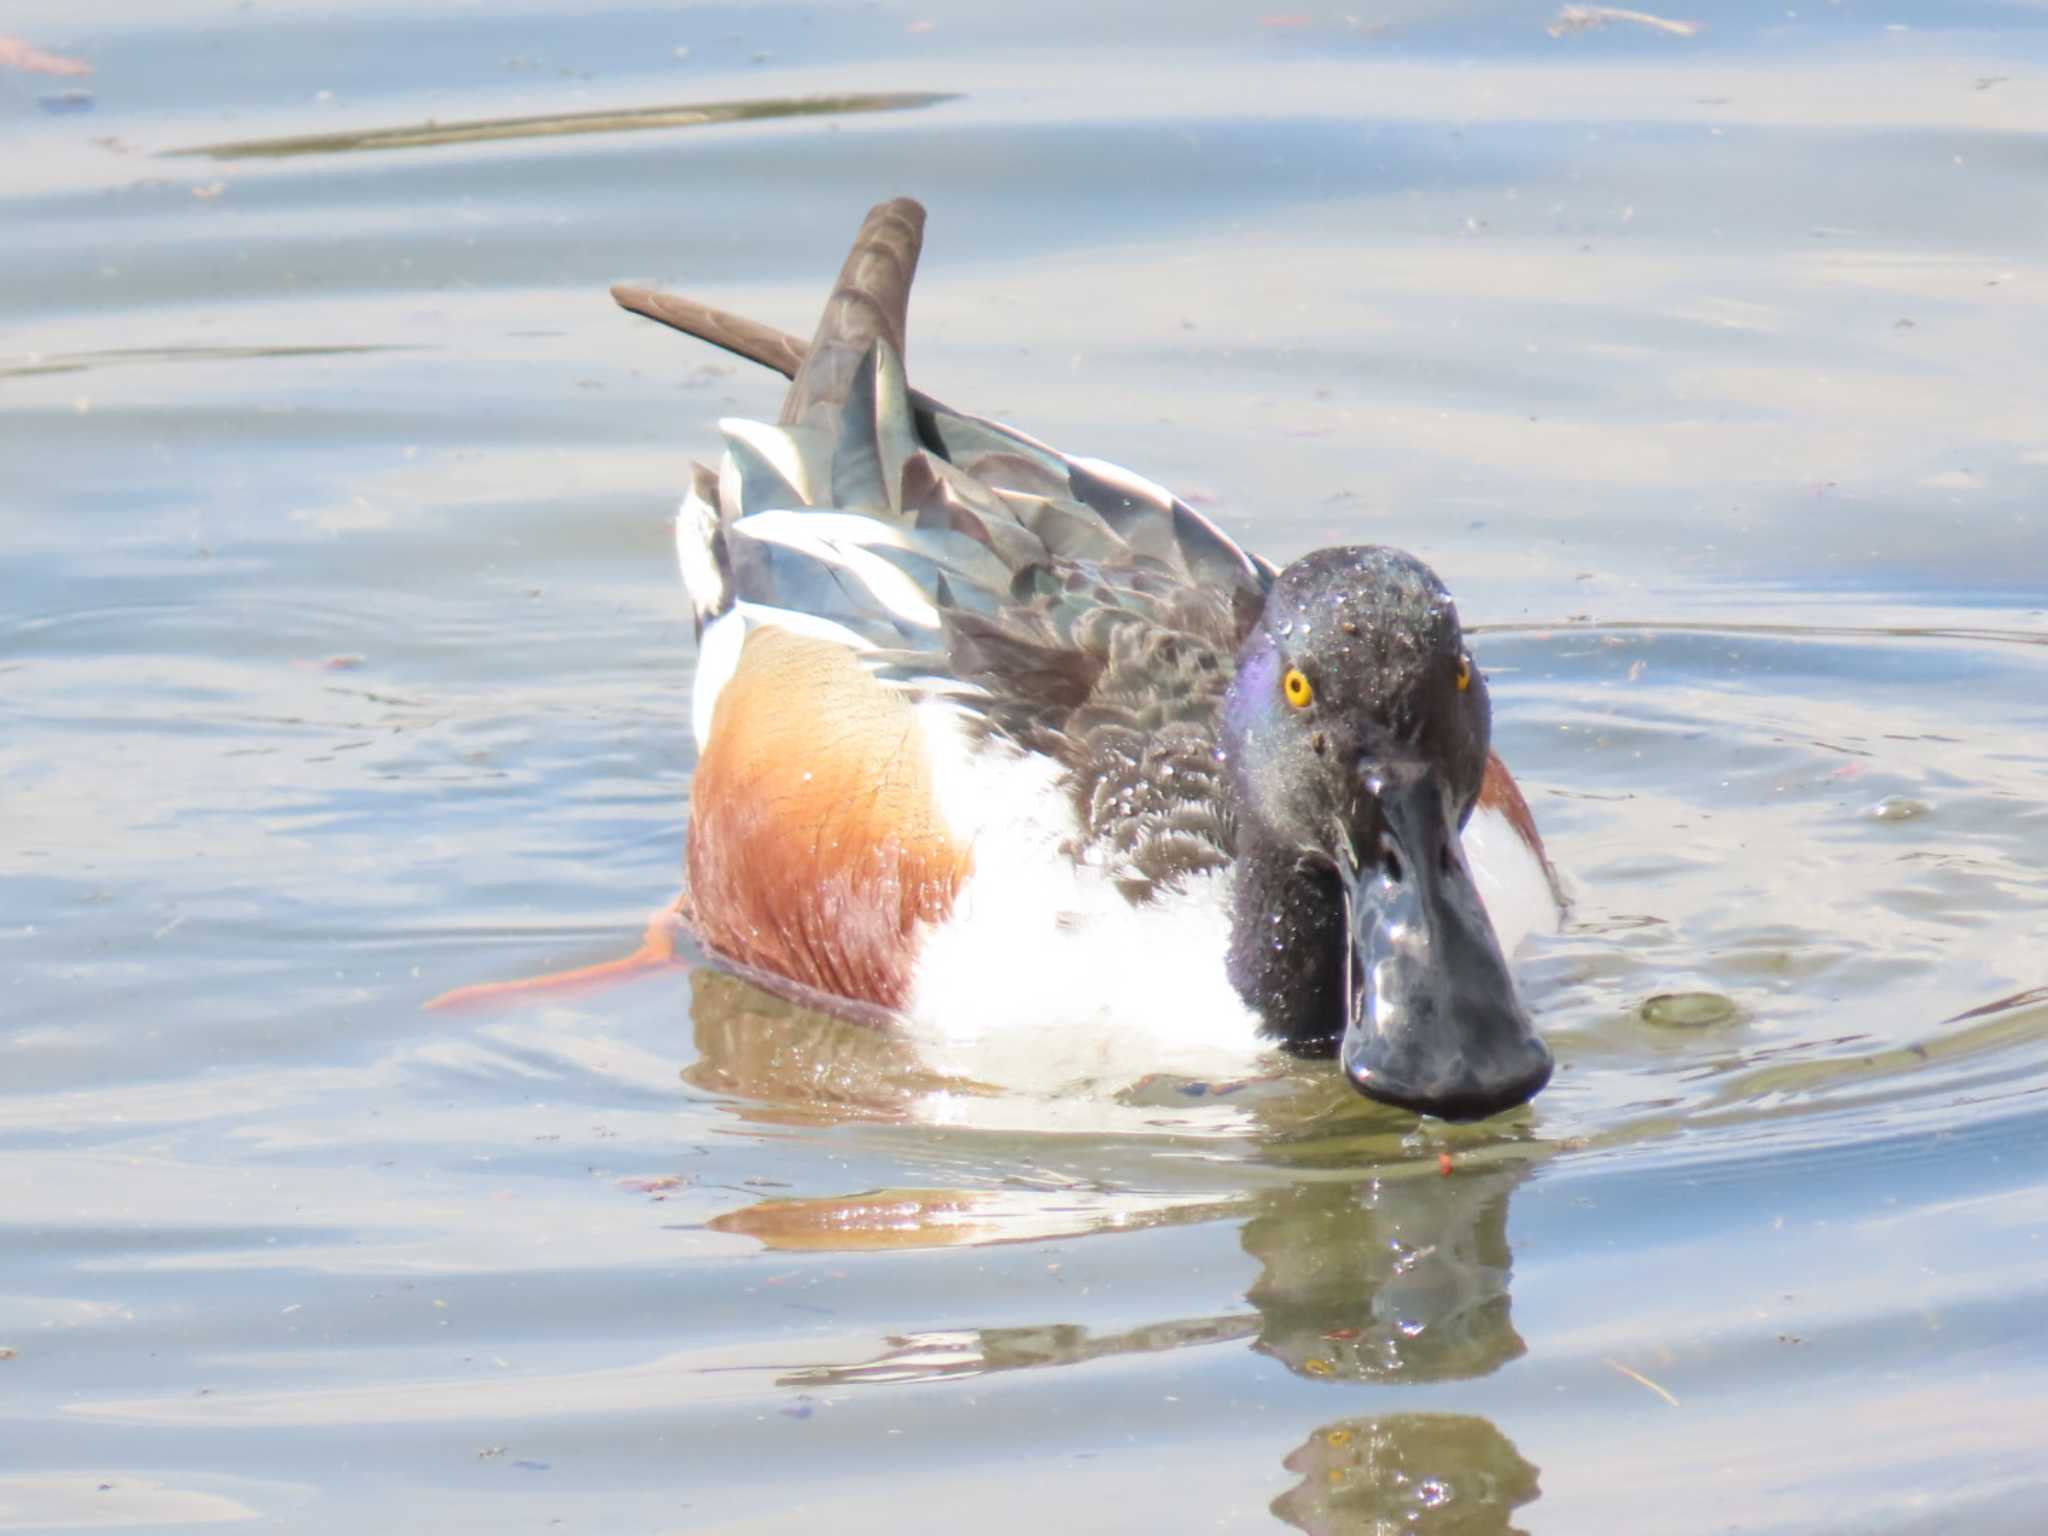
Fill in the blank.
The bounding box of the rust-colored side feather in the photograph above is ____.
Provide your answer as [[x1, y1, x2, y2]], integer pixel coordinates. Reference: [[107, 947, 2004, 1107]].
[[686, 627, 968, 1010]]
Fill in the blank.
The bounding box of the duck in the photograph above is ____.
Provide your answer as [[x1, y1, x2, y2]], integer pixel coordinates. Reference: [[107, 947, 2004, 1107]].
[[609, 197, 1561, 1121]]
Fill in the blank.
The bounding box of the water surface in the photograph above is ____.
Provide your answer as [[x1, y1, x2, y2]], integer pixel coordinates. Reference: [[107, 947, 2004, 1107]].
[[5, 2, 2047, 1530]]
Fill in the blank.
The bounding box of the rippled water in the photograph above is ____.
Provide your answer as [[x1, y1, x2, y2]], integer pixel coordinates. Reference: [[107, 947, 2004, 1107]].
[[6, 1, 2048, 1530]]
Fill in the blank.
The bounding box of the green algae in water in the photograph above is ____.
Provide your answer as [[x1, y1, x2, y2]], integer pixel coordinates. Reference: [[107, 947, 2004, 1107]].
[[164, 92, 956, 160], [1640, 991, 1742, 1030]]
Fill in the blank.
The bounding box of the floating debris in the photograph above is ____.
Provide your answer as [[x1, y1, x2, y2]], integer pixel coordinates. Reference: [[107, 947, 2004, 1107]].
[[1945, 983, 2048, 1026], [1548, 5, 1702, 38], [618, 1173, 685, 1194], [1868, 795, 1932, 823], [37, 90, 93, 114], [165, 91, 956, 161], [1605, 1357, 1681, 1406], [1640, 992, 1740, 1030], [0, 35, 91, 75]]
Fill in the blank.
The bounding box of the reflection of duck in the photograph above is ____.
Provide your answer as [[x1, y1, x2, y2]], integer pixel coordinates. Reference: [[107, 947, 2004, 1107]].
[[1244, 1171, 1524, 1384], [1273, 1414, 1539, 1536], [715, 1158, 1527, 1391], [681, 965, 954, 1122], [613, 197, 1560, 1120], [713, 1154, 1539, 1525], [681, 957, 1323, 1133]]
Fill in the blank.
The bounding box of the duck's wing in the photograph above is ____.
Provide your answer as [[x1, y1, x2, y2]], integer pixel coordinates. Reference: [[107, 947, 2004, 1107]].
[[622, 269, 1273, 602], [613, 197, 1274, 624], [624, 198, 1272, 888]]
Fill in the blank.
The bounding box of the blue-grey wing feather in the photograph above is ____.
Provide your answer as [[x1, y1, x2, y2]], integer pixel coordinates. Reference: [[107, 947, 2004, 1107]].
[[629, 197, 1273, 891]]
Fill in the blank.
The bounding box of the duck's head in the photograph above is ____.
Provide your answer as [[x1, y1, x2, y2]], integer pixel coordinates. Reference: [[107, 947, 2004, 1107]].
[[1222, 547, 1551, 1121]]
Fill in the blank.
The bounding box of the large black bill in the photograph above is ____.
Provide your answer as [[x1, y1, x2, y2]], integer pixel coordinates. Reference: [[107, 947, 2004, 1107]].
[[1339, 770, 1552, 1121]]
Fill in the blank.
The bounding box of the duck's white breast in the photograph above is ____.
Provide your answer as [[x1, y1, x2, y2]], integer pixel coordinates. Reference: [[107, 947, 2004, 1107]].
[[902, 704, 1557, 1097], [1461, 803, 1557, 959]]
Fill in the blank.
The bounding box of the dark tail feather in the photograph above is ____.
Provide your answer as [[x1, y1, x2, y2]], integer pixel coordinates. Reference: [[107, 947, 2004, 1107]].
[[779, 198, 926, 430], [613, 275, 1079, 513], [608, 196, 926, 425]]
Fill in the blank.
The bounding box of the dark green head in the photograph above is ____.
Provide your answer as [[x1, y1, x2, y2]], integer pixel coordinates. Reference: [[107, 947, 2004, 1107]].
[[1222, 547, 1551, 1121]]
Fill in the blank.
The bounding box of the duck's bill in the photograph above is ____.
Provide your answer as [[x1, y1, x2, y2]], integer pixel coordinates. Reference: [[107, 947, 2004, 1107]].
[[1338, 772, 1552, 1122]]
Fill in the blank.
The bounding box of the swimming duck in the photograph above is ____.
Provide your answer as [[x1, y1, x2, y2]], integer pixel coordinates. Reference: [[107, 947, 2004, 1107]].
[[613, 198, 1560, 1121]]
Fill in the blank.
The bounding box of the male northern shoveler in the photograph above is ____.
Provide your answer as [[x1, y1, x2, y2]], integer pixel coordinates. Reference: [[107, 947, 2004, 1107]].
[[612, 197, 1560, 1121]]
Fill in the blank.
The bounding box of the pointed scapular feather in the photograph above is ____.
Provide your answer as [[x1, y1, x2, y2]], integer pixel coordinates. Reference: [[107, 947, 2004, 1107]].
[[829, 342, 898, 514], [927, 567, 1008, 624], [867, 525, 1012, 601], [1062, 456, 1264, 594], [675, 461, 731, 634], [723, 524, 939, 647], [899, 443, 1009, 524], [719, 419, 833, 514], [1172, 503, 1266, 592], [913, 403, 1073, 496], [852, 540, 998, 622], [900, 453, 1050, 575], [1064, 456, 1193, 570], [951, 448, 1074, 503], [871, 341, 925, 512], [1002, 493, 1133, 566]]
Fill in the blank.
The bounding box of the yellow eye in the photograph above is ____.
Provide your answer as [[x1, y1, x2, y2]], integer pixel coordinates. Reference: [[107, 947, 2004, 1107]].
[[1283, 667, 1314, 709], [1456, 654, 1472, 692]]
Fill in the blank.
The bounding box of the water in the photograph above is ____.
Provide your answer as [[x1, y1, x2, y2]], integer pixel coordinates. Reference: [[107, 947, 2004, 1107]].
[[5, 1, 2047, 1530]]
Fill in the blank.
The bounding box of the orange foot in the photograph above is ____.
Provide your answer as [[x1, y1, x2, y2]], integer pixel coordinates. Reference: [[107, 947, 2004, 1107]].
[[424, 903, 689, 1012]]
